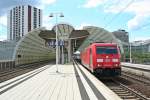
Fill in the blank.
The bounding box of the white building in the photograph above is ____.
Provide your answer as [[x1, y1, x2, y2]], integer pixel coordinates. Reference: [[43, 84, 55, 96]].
[[131, 39, 150, 52], [7, 5, 42, 41]]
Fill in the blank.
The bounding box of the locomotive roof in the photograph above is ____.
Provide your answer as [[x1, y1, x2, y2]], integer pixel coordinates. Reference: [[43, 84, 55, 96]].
[[91, 43, 117, 46], [82, 43, 118, 52]]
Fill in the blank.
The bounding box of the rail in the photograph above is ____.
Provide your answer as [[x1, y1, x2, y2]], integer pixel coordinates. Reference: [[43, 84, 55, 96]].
[[121, 62, 150, 72], [115, 81, 148, 100], [121, 62, 150, 80]]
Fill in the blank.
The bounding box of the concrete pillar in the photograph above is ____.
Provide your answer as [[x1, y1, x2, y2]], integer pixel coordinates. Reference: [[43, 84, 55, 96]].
[[0, 62, 1, 70], [58, 46, 61, 64], [62, 46, 64, 64], [68, 39, 71, 62], [72, 40, 74, 53]]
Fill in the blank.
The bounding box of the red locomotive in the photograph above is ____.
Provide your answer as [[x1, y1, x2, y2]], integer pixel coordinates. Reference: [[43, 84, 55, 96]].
[[80, 43, 121, 76]]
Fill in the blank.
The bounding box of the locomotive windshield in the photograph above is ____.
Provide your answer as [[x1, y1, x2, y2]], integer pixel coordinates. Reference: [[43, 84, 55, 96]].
[[96, 46, 118, 54]]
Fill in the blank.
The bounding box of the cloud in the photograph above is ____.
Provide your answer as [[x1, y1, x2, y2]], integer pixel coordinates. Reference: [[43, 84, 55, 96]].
[[104, 0, 150, 30], [104, 0, 131, 13], [126, 0, 150, 30], [132, 36, 150, 41], [42, 15, 54, 30], [0, 0, 56, 15], [0, 15, 7, 41], [127, 15, 149, 30], [36, 0, 56, 9], [0, 15, 7, 26], [0, 34, 7, 41], [83, 0, 106, 8], [0, 0, 38, 15], [0, 0, 56, 39], [76, 22, 92, 29], [41, 0, 56, 5]]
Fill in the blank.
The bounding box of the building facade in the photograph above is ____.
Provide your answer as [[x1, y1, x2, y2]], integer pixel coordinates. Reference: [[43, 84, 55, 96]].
[[131, 40, 150, 53], [7, 5, 42, 41], [112, 29, 129, 43]]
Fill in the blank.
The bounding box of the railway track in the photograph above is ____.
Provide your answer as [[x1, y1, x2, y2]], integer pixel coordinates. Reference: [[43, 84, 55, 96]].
[[120, 71, 150, 98], [0, 61, 53, 83], [100, 71, 150, 100], [74, 60, 150, 99], [98, 70, 150, 100], [122, 71, 150, 86], [102, 79, 149, 100]]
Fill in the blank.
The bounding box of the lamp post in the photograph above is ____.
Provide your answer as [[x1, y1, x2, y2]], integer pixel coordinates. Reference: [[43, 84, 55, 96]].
[[49, 13, 64, 73], [129, 42, 132, 63], [128, 32, 132, 63]]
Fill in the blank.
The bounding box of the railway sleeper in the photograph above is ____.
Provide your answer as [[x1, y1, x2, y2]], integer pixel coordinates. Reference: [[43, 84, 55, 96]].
[[113, 89, 129, 92], [117, 93, 135, 96], [110, 88, 126, 91], [110, 87, 122, 89], [114, 91, 130, 94], [121, 95, 139, 99], [123, 98, 140, 100]]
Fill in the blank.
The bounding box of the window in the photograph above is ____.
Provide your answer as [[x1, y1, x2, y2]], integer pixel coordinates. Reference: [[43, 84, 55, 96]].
[[96, 46, 118, 54]]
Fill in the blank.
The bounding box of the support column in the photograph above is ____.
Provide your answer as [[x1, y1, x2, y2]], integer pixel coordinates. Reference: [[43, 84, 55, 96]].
[[72, 40, 74, 53], [62, 46, 64, 64], [58, 46, 61, 64], [68, 39, 71, 62]]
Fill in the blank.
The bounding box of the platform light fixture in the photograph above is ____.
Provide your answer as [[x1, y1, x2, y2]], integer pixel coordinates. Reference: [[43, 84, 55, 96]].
[[49, 12, 64, 73]]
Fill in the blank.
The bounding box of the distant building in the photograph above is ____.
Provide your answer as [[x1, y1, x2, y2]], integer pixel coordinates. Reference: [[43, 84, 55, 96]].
[[7, 5, 42, 41], [112, 29, 129, 43], [131, 40, 150, 52]]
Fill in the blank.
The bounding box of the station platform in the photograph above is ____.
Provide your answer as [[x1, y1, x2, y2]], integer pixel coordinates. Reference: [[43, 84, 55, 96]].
[[121, 62, 150, 79], [0, 63, 121, 100], [121, 62, 150, 70]]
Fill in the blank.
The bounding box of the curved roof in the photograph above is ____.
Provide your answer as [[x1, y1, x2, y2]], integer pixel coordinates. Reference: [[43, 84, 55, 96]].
[[52, 23, 74, 34], [39, 30, 56, 39], [0, 28, 56, 65], [0, 41, 16, 60], [52, 23, 74, 39], [69, 30, 89, 39], [39, 24, 124, 53], [78, 26, 124, 53], [0, 23, 125, 63], [39, 23, 90, 40], [12, 28, 55, 65]]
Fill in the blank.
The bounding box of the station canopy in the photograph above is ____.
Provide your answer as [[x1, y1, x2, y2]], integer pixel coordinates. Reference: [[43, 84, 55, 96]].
[[39, 23, 89, 40], [39, 24, 124, 53], [77, 26, 124, 53]]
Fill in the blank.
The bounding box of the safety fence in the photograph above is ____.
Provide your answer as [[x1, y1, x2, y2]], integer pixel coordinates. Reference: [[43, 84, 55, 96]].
[[0, 60, 15, 71]]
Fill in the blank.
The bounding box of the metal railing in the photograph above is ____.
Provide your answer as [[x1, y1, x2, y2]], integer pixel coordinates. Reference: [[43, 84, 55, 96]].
[[0, 61, 15, 71], [123, 58, 150, 65]]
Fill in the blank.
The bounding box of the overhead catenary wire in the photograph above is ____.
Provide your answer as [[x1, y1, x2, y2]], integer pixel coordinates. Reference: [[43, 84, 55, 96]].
[[132, 22, 150, 31], [103, 0, 121, 20], [104, 0, 135, 28], [0, 16, 1, 39], [0, 16, 6, 37]]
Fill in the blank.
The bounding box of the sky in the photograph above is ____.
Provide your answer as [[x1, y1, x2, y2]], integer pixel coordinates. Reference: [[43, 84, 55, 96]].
[[0, 0, 150, 41]]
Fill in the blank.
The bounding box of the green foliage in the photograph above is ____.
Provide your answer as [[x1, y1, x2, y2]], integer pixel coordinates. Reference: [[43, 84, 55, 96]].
[[123, 51, 150, 64]]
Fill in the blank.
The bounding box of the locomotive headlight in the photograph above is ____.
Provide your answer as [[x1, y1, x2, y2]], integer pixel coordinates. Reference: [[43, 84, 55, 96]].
[[112, 59, 119, 62], [97, 64, 102, 67], [114, 64, 118, 66], [97, 59, 103, 62]]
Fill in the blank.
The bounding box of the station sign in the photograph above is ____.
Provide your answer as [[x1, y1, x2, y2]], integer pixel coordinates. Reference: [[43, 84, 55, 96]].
[[47, 40, 64, 47]]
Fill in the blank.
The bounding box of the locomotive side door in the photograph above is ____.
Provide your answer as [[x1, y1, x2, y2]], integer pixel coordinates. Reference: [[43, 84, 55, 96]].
[[89, 48, 93, 69]]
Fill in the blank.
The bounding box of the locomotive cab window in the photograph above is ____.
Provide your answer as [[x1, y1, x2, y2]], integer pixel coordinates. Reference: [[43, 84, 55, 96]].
[[96, 47, 118, 54]]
